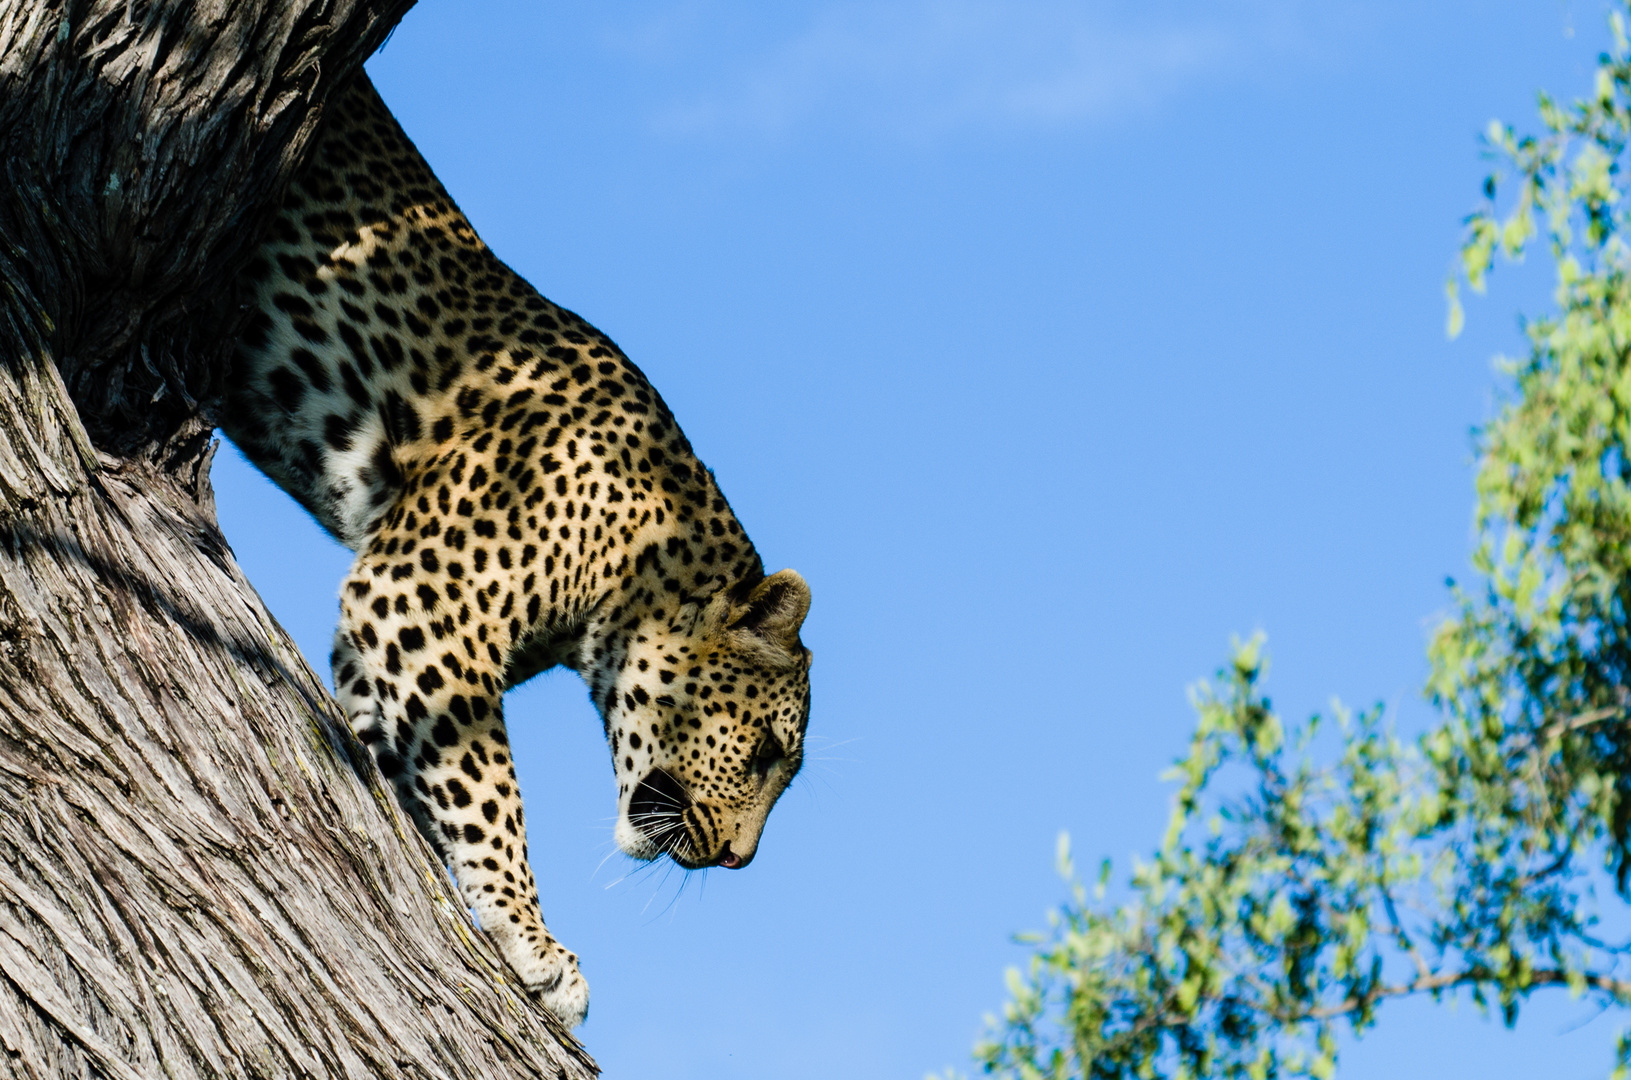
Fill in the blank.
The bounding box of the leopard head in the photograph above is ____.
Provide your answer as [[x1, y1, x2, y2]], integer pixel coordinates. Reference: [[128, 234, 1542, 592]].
[[606, 570, 812, 869]]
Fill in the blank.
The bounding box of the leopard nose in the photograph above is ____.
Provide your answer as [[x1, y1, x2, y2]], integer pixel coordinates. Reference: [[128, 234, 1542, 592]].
[[717, 842, 749, 869]]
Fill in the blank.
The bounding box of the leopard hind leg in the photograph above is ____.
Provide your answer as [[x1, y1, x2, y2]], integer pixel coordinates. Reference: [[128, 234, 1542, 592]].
[[332, 627, 447, 849]]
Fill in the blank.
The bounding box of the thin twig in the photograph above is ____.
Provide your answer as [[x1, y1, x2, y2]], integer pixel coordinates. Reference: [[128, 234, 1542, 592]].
[[1310, 966, 1631, 1020]]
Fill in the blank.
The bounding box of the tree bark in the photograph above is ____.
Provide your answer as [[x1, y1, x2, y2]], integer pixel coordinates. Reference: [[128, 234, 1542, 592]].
[[0, 2, 598, 1076]]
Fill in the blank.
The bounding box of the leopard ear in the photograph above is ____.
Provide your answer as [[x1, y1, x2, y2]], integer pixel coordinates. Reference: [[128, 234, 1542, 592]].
[[729, 569, 810, 653]]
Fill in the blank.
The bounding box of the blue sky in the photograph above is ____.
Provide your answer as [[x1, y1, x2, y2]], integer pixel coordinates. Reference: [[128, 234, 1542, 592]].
[[212, 2, 1629, 1076]]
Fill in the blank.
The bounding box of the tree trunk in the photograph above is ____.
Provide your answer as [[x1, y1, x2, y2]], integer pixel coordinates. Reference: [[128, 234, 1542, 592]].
[[0, 2, 598, 1076]]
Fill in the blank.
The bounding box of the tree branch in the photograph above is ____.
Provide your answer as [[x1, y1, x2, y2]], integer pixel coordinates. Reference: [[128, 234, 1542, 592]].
[[0, 2, 601, 1074]]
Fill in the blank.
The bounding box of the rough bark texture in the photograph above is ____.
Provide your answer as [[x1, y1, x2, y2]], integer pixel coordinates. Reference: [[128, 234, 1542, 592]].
[[0, 1, 599, 1076]]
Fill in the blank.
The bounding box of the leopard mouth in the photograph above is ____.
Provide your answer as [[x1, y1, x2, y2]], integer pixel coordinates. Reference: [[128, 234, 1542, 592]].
[[628, 768, 691, 859], [627, 769, 731, 869]]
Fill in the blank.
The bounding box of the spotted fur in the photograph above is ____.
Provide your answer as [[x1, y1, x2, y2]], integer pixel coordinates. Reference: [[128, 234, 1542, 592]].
[[220, 75, 813, 1028]]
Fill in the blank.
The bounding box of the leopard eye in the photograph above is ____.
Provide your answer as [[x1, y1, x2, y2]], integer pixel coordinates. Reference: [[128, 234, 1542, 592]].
[[752, 736, 785, 776]]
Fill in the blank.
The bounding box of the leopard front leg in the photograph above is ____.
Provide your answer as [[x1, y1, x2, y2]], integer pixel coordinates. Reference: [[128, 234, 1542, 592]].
[[335, 565, 588, 1027]]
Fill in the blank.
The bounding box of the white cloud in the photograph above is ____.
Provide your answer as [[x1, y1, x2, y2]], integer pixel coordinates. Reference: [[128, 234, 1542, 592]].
[[636, 1, 1321, 140]]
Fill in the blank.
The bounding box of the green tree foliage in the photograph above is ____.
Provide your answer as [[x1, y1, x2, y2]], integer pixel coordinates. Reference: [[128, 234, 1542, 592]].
[[962, 10, 1631, 1078]]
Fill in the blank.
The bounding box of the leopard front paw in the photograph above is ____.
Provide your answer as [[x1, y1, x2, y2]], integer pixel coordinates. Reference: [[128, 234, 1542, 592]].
[[513, 939, 589, 1028]]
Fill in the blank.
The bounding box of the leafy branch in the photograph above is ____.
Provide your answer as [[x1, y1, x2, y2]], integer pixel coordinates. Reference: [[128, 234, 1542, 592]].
[[967, 7, 1631, 1078], [972, 641, 1631, 1080]]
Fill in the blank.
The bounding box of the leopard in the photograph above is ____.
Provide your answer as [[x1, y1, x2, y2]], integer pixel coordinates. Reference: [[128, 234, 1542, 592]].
[[217, 73, 813, 1029]]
